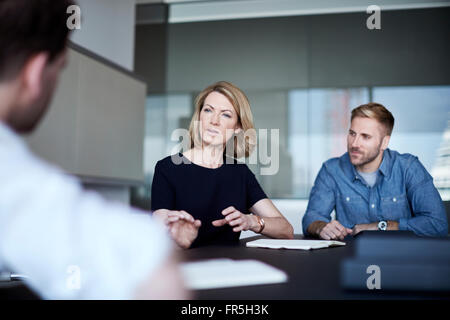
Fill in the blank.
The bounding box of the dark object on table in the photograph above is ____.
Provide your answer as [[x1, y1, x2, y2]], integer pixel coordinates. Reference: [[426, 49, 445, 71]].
[[341, 231, 450, 291]]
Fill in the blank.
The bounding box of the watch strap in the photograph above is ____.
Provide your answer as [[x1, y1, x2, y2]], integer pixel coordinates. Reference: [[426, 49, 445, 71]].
[[255, 215, 265, 233]]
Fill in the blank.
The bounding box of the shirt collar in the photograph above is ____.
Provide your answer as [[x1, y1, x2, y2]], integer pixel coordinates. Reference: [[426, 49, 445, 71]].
[[378, 148, 392, 179], [342, 148, 393, 182], [340, 153, 360, 182], [0, 121, 28, 152], [0, 121, 18, 141]]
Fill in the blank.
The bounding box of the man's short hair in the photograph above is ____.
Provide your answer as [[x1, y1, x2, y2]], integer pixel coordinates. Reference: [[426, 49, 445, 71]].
[[351, 102, 395, 136], [0, 0, 75, 82]]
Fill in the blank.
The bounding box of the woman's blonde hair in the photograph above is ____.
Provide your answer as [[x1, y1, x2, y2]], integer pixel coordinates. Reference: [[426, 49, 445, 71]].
[[188, 81, 256, 158]]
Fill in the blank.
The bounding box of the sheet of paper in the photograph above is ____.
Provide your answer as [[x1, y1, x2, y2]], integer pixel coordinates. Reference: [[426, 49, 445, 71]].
[[180, 259, 288, 290], [246, 239, 346, 250]]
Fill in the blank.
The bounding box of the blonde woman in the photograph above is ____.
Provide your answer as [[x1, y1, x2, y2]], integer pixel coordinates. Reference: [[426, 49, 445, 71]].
[[151, 81, 293, 248]]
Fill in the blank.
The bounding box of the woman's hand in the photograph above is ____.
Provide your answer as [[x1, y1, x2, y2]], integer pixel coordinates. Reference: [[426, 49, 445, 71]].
[[211, 206, 258, 232], [153, 209, 195, 225], [168, 218, 201, 249], [153, 209, 201, 249]]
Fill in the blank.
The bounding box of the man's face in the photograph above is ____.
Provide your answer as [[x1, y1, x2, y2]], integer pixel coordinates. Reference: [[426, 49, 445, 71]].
[[12, 50, 67, 133], [347, 116, 387, 169]]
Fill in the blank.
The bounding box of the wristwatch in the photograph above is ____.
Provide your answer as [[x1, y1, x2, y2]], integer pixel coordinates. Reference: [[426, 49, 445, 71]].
[[255, 215, 265, 233], [378, 220, 388, 231]]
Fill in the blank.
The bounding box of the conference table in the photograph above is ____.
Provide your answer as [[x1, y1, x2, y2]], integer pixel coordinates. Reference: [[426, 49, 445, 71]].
[[182, 235, 450, 300], [1, 235, 449, 300]]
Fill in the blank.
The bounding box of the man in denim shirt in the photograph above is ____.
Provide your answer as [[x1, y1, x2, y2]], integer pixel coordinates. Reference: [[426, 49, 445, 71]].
[[302, 103, 448, 239]]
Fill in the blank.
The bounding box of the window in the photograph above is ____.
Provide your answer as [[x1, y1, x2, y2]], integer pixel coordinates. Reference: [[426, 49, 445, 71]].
[[140, 86, 449, 202], [287, 88, 369, 198], [373, 85, 450, 200]]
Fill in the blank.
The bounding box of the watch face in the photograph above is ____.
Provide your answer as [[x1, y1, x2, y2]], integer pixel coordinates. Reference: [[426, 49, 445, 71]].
[[378, 221, 387, 231]]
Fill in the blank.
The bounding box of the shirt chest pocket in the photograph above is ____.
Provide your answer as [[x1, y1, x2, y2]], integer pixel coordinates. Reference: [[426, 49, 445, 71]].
[[338, 194, 368, 224], [380, 193, 410, 219], [340, 194, 365, 211]]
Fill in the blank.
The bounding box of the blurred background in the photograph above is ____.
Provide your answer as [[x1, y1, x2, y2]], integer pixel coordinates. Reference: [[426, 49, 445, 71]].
[[134, 0, 450, 232], [28, 0, 450, 235]]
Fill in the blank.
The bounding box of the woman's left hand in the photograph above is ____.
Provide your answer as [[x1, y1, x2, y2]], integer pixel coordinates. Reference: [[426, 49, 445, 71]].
[[212, 206, 257, 232]]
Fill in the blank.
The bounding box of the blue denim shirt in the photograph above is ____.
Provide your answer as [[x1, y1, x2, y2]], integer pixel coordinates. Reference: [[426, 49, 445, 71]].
[[302, 149, 448, 237]]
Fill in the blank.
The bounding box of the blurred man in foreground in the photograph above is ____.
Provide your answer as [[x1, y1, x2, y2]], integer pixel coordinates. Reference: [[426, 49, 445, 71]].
[[0, 0, 187, 299]]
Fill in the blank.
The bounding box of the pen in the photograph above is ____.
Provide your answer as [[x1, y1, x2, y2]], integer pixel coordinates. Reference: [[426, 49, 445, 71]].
[[0, 272, 29, 282]]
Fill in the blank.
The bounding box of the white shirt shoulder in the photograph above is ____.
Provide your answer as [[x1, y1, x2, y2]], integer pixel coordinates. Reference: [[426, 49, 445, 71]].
[[0, 123, 171, 299]]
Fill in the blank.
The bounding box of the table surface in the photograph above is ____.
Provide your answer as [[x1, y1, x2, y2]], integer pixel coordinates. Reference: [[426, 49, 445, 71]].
[[1, 235, 449, 300], [181, 235, 450, 300]]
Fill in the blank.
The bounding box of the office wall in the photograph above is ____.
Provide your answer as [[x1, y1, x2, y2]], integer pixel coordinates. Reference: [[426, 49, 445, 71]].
[[65, 0, 140, 204], [135, 24, 168, 94], [71, 0, 136, 71], [161, 8, 450, 92], [27, 47, 147, 197], [135, 7, 450, 221], [166, 16, 309, 92], [308, 9, 450, 87]]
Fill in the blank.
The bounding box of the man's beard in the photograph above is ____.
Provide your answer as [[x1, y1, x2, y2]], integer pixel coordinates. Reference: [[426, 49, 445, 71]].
[[349, 142, 382, 168]]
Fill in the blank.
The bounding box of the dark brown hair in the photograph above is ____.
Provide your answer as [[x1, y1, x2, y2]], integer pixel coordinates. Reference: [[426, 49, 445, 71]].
[[0, 0, 75, 81], [351, 102, 395, 136]]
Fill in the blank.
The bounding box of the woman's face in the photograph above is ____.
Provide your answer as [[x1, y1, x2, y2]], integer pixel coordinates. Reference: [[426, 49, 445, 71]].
[[198, 91, 240, 147]]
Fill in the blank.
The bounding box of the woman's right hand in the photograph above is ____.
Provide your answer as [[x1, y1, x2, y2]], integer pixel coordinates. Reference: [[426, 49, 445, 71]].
[[169, 218, 201, 249], [153, 209, 201, 249], [153, 209, 194, 225]]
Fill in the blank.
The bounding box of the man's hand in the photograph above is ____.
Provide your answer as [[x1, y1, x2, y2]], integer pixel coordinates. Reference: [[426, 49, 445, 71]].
[[168, 218, 201, 249], [316, 220, 353, 240], [352, 223, 377, 236]]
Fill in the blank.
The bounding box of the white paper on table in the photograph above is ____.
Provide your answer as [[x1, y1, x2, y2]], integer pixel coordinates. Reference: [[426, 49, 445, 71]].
[[246, 239, 346, 250], [180, 259, 288, 290]]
